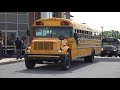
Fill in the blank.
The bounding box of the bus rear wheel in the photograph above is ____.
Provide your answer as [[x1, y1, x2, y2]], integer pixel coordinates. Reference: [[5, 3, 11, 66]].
[[84, 51, 94, 63], [101, 53, 105, 57]]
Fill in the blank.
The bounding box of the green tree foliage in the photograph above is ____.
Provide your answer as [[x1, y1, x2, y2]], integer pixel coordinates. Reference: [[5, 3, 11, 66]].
[[101, 30, 120, 39]]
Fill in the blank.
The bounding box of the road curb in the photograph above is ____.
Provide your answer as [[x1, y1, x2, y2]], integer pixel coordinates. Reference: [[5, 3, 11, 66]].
[[0, 59, 25, 66]]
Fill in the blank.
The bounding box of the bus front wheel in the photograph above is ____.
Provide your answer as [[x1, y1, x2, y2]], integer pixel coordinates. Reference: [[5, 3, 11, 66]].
[[25, 57, 36, 69], [61, 52, 71, 70]]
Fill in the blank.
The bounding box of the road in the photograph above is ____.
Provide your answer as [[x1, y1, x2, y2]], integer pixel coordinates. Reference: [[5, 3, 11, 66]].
[[0, 56, 120, 78]]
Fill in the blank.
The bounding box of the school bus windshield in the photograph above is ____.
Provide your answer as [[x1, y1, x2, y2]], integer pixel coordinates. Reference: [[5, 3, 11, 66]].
[[33, 27, 73, 38]]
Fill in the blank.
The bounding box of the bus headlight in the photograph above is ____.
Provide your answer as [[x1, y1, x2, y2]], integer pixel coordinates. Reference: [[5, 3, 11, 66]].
[[113, 49, 117, 51], [26, 50, 31, 53], [56, 50, 62, 53], [56, 50, 66, 54], [61, 50, 66, 54], [28, 46, 31, 49]]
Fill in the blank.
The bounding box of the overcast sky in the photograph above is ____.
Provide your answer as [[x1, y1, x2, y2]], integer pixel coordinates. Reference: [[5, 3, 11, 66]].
[[70, 12, 120, 32]]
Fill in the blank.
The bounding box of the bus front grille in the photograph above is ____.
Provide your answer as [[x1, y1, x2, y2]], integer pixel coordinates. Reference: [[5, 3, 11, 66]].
[[34, 42, 53, 50]]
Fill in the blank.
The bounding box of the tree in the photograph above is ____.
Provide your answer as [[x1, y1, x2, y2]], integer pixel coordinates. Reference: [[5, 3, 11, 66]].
[[101, 30, 120, 39]]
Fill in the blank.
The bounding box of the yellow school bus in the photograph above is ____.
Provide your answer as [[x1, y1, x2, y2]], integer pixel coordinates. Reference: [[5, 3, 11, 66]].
[[25, 18, 101, 70]]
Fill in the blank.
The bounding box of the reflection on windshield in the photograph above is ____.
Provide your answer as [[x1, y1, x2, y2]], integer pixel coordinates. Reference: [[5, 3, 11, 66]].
[[33, 27, 73, 38], [102, 42, 118, 46]]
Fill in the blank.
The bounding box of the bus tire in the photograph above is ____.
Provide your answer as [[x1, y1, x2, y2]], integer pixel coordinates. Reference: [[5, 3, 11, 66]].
[[25, 57, 36, 69], [84, 57, 89, 63], [84, 50, 94, 63], [61, 52, 71, 70], [89, 53, 94, 63], [101, 53, 104, 57]]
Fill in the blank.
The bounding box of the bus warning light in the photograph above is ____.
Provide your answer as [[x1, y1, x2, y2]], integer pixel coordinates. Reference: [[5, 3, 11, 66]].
[[36, 21, 44, 25], [61, 21, 69, 25]]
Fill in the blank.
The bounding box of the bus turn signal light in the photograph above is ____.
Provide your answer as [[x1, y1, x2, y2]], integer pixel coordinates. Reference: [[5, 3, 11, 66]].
[[61, 50, 66, 54]]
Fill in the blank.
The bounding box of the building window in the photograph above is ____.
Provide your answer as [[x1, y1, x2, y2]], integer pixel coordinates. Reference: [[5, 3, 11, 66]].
[[18, 15, 28, 23], [7, 14, 17, 23], [0, 13, 5, 22], [46, 12, 53, 18], [18, 12, 27, 14], [64, 12, 66, 19], [18, 31, 27, 44], [18, 24, 28, 30], [0, 23, 6, 30], [53, 12, 56, 17], [6, 12, 17, 14], [7, 23, 17, 30]]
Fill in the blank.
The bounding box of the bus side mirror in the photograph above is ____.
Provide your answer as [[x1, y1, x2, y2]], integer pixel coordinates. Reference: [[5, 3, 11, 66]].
[[26, 26, 30, 36], [74, 33, 78, 40]]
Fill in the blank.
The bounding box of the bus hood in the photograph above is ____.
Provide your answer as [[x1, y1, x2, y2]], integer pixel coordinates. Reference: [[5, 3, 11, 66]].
[[32, 38, 61, 43]]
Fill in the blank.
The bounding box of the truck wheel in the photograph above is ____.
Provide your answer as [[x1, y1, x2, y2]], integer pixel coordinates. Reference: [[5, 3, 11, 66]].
[[108, 54, 112, 57], [25, 57, 35, 69], [61, 52, 71, 70], [118, 54, 120, 57], [115, 53, 118, 57], [54, 60, 59, 63]]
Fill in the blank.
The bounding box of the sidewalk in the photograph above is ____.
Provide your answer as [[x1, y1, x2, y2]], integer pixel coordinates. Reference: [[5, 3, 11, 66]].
[[0, 58, 25, 65]]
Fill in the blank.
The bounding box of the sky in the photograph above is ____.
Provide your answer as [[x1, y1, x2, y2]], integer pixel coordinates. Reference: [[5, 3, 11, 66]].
[[70, 12, 120, 32]]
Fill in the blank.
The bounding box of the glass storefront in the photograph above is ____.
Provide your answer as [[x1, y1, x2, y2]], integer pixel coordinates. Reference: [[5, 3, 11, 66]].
[[1, 31, 16, 55], [0, 12, 28, 57]]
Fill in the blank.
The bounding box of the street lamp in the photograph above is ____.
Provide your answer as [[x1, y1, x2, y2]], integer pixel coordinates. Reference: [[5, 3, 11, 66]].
[[101, 26, 103, 39]]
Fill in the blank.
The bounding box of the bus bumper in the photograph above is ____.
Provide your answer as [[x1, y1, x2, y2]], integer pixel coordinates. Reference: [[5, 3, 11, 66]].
[[24, 54, 65, 63]]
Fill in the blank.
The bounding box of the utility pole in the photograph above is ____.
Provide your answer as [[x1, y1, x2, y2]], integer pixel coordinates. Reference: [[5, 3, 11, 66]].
[[101, 26, 103, 39]]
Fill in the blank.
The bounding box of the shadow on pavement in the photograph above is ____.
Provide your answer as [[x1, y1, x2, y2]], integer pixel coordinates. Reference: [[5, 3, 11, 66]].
[[18, 59, 97, 74], [17, 56, 120, 74], [96, 57, 120, 62]]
